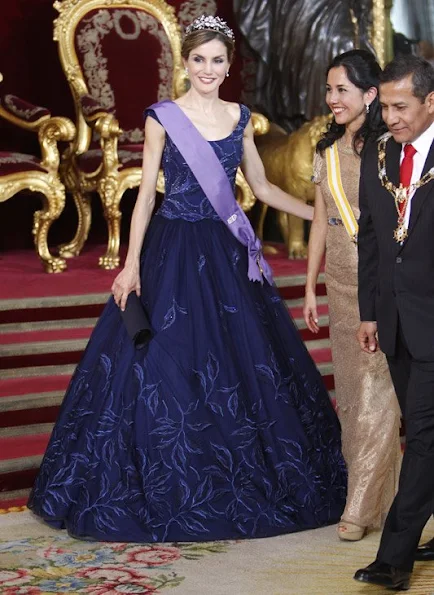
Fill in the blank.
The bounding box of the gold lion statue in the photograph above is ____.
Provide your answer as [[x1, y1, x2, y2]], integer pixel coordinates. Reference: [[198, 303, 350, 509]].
[[256, 114, 331, 258]]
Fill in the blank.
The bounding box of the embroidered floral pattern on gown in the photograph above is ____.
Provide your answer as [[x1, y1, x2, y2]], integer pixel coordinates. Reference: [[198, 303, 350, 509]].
[[28, 105, 346, 542]]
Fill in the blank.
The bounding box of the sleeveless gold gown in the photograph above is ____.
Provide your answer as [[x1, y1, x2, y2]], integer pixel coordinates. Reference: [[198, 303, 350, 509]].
[[313, 139, 402, 528]]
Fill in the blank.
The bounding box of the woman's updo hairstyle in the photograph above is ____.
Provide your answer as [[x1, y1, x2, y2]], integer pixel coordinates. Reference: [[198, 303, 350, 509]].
[[182, 15, 235, 64]]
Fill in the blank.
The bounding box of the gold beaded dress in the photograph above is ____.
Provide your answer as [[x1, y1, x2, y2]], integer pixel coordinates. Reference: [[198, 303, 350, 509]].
[[313, 139, 402, 528]]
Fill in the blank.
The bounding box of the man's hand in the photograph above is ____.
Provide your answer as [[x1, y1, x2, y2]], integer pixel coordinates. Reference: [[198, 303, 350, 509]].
[[357, 322, 378, 354]]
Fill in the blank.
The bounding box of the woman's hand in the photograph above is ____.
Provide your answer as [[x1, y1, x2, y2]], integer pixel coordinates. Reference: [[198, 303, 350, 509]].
[[357, 321, 378, 354], [303, 290, 319, 333], [111, 265, 141, 311]]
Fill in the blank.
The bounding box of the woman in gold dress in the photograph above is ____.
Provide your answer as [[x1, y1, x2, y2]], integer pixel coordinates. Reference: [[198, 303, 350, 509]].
[[303, 50, 402, 541]]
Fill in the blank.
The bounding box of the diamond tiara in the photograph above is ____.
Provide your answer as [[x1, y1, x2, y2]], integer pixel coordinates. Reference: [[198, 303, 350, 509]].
[[185, 15, 235, 42]]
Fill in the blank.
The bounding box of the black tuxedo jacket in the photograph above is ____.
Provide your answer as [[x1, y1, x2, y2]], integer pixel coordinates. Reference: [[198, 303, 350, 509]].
[[358, 135, 434, 360]]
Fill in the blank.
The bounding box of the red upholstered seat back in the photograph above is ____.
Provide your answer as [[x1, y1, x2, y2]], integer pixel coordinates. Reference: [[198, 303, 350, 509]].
[[74, 8, 176, 144]]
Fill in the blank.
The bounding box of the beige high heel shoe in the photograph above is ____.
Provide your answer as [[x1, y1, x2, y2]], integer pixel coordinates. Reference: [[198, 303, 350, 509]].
[[337, 521, 366, 541]]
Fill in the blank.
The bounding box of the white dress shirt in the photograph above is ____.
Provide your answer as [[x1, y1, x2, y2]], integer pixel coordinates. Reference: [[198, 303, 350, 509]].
[[400, 120, 434, 228]]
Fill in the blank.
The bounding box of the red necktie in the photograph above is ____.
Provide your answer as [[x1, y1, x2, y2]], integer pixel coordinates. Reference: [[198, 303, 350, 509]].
[[400, 144, 417, 186], [399, 144, 417, 216]]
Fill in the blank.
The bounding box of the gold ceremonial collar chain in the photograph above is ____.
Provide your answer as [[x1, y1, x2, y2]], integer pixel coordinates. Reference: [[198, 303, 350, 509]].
[[378, 135, 434, 242]]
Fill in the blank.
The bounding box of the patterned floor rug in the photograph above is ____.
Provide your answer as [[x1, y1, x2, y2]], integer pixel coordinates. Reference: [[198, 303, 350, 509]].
[[0, 511, 433, 594]]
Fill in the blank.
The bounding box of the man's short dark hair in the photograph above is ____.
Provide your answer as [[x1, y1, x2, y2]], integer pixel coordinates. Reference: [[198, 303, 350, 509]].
[[380, 54, 434, 102]]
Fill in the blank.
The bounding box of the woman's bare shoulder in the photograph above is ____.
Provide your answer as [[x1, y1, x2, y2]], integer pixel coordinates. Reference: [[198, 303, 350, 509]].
[[222, 100, 242, 117]]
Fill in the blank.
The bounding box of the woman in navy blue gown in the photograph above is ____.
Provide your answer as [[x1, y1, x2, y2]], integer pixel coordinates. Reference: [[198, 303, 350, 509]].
[[28, 15, 346, 542]]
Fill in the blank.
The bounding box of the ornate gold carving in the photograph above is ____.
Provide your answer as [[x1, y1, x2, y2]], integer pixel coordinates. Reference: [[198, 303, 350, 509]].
[[251, 112, 270, 136], [98, 174, 120, 212], [33, 175, 68, 272], [383, 0, 394, 63], [235, 170, 256, 212], [54, 0, 185, 268], [0, 73, 76, 272], [372, 0, 386, 67], [0, 179, 31, 202], [97, 174, 121, 269], [0, 172, 68, 273], [39, 116, 76, 172], [58, 190, 92, 257]]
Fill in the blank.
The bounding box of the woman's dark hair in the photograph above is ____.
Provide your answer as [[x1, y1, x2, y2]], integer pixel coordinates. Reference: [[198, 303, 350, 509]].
[[380, 54, 434, 102], [182, 29, 235, 64], [317, 49, 386, 155]]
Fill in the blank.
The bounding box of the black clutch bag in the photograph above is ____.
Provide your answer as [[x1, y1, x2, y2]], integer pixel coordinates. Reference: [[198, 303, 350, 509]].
[[120, 292, 152, 349]]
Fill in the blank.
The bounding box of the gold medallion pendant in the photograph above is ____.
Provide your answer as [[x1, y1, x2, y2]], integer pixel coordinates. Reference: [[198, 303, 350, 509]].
[[393, 185, 409, 243], [393, 223, 408, 243], [377, 136, 434, 243], [395, 185, 408, 205]]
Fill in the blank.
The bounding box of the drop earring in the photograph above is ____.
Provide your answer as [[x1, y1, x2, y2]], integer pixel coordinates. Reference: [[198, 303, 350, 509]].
[[226, 71, 230, 78], [365, 103, 370, 114], [184, 67, 189, 77]]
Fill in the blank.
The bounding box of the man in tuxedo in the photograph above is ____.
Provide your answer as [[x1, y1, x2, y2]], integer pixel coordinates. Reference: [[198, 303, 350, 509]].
[[355, 54, 434, 590]]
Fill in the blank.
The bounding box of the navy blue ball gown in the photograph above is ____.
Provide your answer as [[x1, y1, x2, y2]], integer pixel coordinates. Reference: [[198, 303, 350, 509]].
[[28, 104, 346, 542]]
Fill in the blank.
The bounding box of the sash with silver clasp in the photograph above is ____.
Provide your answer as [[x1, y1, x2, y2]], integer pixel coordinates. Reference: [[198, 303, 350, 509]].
[[149, 100, 273, 284]]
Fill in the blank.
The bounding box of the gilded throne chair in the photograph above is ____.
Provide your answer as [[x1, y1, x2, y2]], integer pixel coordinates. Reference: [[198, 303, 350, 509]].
[[53, 0, 186, 269], [0, 73, 75, 273], [54, 0, 268, 269]]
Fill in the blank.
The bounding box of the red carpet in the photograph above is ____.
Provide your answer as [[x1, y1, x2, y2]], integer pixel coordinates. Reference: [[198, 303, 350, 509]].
[[0, 376, 70, 398], [0, 246, 120, 300], [0, 434, 52, 461], [0, 243, 312, 301], [0, 244, 331, 510], [1, 327, 94, 345]]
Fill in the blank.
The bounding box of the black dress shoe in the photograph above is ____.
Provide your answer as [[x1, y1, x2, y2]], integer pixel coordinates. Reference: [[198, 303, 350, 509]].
[[354, 560, 411, 591], [415, 537, 434, 561]]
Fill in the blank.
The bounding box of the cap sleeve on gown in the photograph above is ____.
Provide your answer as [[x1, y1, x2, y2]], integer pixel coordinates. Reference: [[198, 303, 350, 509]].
[[312, 151, 325, 184]]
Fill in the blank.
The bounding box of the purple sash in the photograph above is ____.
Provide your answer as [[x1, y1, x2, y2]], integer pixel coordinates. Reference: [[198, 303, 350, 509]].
[[150, 100, 273, 285]]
